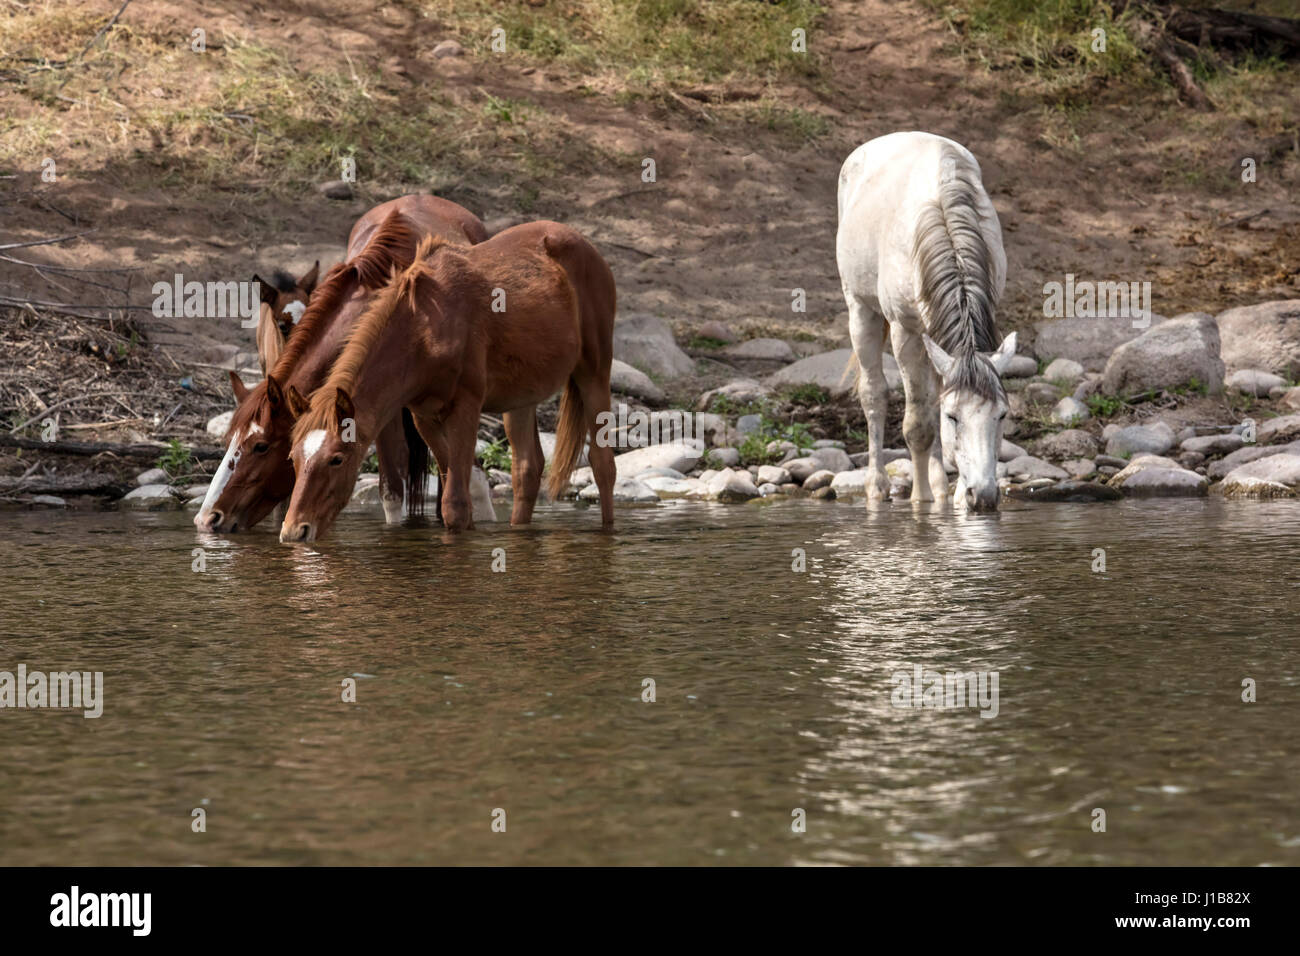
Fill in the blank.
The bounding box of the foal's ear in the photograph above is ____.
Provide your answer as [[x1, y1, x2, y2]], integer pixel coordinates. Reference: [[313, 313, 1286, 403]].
[[988, 332, 1018, 375], [265, 374, 286, 411], [922, 334, 956, 380], [285, 384, 310, 419], [333, 388, 356, 425], [252, 274, 277, 306], [298, 260, 320, 295], [228, 370, 250, 403]]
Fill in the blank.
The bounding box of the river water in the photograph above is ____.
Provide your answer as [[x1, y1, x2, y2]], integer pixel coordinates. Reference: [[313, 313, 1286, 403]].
[[1, 497, 1297, 865]]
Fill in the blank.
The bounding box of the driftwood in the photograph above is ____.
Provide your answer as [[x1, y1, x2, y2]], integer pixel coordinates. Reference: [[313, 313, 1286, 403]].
[[0, 473, 130, 496], [0, 433, 224, 461], [1113, 2, 1300, 110]]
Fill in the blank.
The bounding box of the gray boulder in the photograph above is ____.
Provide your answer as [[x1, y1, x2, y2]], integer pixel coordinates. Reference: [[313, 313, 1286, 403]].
[[120, 484, 181, 510], [1034, 428, 1099, 460], [1106, 421, 1176, 458], [1051, 396, 1090, 425], [613, 313, 694, 379], [1004, 455, 1069, 480], [696, 378, 770, 411], [1219, 453, 1300, 487], [1258, 414, 1300, 445], [610, 359, 664, 403], [1207, 440, 1300, 480], [1102, 312, 1224, 398], [726, 338, 795, 362], [1215, 300, 1300, 379], [1113, 467, 1208, 497], [1032, 313, 1168, 371], [1180, 433, 1243, 457]]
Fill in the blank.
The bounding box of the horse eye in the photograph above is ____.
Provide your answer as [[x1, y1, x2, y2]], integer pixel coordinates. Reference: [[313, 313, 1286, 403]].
[[946, 414, 958, 425], [998, 411, 1008, 421], [252, 442, 270, 454], [328, 455, 344, 467]]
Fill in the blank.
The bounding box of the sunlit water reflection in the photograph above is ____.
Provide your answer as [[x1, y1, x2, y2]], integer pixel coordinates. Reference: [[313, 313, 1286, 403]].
[[0, 496, 1296, 865]]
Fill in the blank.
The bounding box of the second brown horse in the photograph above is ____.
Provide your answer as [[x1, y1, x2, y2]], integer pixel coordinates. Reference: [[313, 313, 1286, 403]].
[[281, 221, 617, 541]]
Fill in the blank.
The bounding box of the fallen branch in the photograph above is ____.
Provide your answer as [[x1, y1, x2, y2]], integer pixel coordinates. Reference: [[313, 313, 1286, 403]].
[[0, 432, 225, 461], [0, 473, 131, 497]]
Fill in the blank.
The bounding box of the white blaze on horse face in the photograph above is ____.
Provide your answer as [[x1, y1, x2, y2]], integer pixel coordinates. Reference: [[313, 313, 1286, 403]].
[[196, 430, 241, 525], [303, 429, 327, 461], [941, 390, 1005, 511], [284, 300, 307, 324]]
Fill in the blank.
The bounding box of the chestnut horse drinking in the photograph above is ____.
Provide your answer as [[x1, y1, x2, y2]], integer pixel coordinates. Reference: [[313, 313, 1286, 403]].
[[282, 221, 617, 542], [195, 195, 488, 533]]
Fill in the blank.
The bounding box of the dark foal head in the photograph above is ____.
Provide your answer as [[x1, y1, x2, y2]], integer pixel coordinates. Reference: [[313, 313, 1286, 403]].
[[281, 387, 368, 543], [252, 262, 319, 373], [194, 371, 307, 533]]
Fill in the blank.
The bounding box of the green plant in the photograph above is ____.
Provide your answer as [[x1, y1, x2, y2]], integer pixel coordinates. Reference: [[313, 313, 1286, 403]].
[[1086, 392, 1125, 418], [687, 335, 727, 350], [478, 437, 512, 472], [156, 439, 192, 479]]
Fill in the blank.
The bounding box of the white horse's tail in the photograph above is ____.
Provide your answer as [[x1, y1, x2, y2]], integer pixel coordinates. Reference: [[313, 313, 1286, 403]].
[[912, 148, 998, 355]]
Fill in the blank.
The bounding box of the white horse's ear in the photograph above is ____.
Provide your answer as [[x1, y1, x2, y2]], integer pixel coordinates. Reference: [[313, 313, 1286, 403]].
[[988, 332, 1018, 375], [922, 334, 955, 379]]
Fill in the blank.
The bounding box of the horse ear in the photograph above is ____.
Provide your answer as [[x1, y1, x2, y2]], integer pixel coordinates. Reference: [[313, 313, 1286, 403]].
[[988, 331, 1018, 375], [265, 374, 285, 411], [333, 387, 355, 425], [228, 370, 250, 402], [286, 384, 309, 419], [922, 334, 955, 380], [252, 274, 277, 306], [298, 260, 320, 294]]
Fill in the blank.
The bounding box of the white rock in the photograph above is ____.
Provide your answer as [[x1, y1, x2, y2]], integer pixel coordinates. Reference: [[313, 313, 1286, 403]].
[[1043, 357, 1085, 386], [1226, 369, 1287, 397], [613, 441, 701, 477], [803, 469, 836, 491], [642, 475, 699, 497], [136, 467, 169, 486], [1219, 453, 1300, 487], [1051, 396, 1090, 426], [580, 475, 658, 503], [726, 337, 795, 362], [1001, 355, 1038, 378], [206, 410, 234, 440], [757, 464, 791, 485], [120, 484, 180, 510], [810, 446, 853, 474]]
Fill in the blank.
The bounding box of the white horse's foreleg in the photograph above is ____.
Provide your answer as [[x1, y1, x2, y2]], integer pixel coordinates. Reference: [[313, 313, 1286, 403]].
[[846, 294, 890, 501], [890, 323, 939, 502]]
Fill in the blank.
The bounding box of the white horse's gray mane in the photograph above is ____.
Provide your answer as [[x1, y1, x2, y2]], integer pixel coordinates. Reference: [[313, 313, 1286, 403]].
[[912, 157, 1004, 401]]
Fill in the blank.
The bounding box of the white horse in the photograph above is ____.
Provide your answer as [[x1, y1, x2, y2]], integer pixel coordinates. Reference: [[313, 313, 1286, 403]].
[[836, 131, 1016, 511]]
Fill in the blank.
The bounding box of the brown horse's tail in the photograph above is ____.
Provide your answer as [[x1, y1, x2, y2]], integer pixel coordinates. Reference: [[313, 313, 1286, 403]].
[[548, 378, 586, 501], [401, 407, 428, 517]]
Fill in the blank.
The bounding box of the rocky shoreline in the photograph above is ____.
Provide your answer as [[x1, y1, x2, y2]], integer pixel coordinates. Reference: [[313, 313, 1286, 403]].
[[8, 301, 1300, 514]]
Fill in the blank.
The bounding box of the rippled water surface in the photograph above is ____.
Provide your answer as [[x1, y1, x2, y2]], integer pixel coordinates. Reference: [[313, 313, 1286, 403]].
[[1, 496, 1298, 865]]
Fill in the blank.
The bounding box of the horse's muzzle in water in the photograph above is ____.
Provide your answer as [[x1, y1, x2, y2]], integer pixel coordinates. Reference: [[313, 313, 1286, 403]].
[[966, 483, 1001, 512], [280, 522, 315, 543]]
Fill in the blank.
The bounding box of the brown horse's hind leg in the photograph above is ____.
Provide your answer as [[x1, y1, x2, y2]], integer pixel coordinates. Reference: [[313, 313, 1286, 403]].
[[574, 371, 616, 528], [503, 406, 544, 525]]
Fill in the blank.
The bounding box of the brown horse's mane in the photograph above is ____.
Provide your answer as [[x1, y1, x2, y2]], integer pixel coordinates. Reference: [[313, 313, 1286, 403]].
[[291, 235, 458, 445], [227, 212, 423, 442]]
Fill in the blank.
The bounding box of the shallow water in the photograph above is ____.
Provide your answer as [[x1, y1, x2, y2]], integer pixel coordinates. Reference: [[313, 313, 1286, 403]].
[[0, 496, 1297, 866]]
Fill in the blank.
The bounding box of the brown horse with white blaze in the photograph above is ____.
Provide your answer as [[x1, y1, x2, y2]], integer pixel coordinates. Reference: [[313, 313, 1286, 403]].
[[195, 195, 488, 533], [282, 221, 617, 542]]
